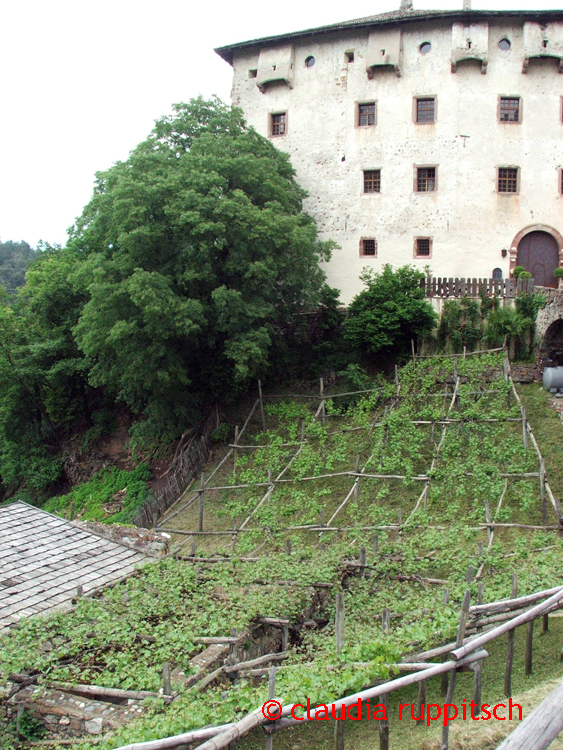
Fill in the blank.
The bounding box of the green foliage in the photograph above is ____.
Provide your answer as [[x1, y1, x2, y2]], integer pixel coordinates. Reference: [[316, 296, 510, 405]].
[[483, 306, 534, 358], [44, 464, 152, 523], [0, 240, 37, 294], [516, 291, 546, 319], [512, 266, 526, 278], [344, 265, 437, 360], [436, 299, 482, 352], [519, 271, 532, 279], [554, 267, 563, 279], [67, 97, 334, 444], [15, 710, 46, 740]]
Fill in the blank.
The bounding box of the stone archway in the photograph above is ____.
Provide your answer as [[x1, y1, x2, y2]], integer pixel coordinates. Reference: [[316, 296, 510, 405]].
[[509, 224, 563, 287], [539, 319, 563, 366]]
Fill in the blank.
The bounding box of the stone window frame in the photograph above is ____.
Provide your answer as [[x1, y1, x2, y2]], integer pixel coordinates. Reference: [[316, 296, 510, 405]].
[[362, 169, 382, 194], [269, 111, 288, 138], [359, 238, 378, 257], [561, 96, 563, 123], [498, 95, 522, 124], [497, 166, 520, 194], [414, 237, 433, 259], [414, 165, 438, 193], [413, 96, 437, 124], [356, 101, 377, 128], [559, 168, 563, 195]]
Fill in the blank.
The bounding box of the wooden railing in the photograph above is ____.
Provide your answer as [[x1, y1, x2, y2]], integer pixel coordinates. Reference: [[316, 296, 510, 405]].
[[420, 277, 535, 298]]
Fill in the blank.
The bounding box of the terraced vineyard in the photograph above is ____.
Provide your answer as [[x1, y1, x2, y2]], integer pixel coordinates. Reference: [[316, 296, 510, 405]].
[[2, 352, 563, 750]]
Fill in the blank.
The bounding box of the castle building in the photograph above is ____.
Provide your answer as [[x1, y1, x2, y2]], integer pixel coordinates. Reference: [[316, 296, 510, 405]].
[[215, 3, 563, 303]]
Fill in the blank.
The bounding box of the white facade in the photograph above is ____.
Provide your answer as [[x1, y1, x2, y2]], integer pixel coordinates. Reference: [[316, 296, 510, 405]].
[[216, 8, 563, 303]]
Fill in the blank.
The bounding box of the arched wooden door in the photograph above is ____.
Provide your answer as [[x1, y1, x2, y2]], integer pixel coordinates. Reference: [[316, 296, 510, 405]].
[[517, 231, 560, 287]]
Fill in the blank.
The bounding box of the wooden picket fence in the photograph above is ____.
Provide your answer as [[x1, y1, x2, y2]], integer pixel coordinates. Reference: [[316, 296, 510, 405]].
[[134, 406, 221, 529], [420, 277, 535, 299]]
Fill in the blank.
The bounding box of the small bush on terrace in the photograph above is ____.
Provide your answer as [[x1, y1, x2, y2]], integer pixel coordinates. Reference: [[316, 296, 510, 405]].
[[344, 265, 437, 360]]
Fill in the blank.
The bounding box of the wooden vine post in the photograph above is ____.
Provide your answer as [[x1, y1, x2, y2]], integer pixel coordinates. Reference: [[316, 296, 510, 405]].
[[162, 662, 171, 696], [320, 377, 326, 427], [335, 593, 345, 654], [525, 620, 534, 676], [264, 667, 276, 750], [540, 458, 547, 526], [198, 472, 206, 533], [379, 609, 390, 750], [441, 589, 471, 750], [233, 426, 239, 477], [504, 573, 518, 697], [258, 380, 266, 433]]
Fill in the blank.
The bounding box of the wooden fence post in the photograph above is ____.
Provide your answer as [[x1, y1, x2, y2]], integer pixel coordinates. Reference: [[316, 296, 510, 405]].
[[234, 426, 239, 476], [285, 539, 292, 556], [379, 695, 389, 750], [334, 704, 345, 750], [416, 679, 426, 725], [484, 500, 492, 545], [522, 408, 528, 450], [373, 533, 378, 555], [382, 609, 391, 632], [198, 472, 205, 533], [504, 573, 518, 697], [229, 628, 238, 669], [441, 589, 471, 750], [540, 459, 547, 526], [265, 667, 276, 750], [472, 660, 482, 717], [354, 456, 360, 502], [258, 380, 266, 433], [336, 593, 345, 654], [162, 662, 171, 696], [320, 378, 326, 427], [542, 613, 549, 635], [360, 547, 366, 579], [525, 620, 534, 676]]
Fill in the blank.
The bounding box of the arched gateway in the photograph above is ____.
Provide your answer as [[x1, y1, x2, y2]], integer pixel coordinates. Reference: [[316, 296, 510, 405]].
[[516, 230, 560, 288]]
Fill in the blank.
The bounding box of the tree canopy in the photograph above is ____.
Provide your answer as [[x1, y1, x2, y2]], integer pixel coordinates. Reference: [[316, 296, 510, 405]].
[[0, 240, 37, 293], [0, 97, 335, 498]]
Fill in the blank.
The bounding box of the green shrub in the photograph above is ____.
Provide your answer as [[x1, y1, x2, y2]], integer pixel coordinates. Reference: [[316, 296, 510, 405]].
[[554, 268, 563, 279], [519, 271, 532, 279], [45, 464, 152, 524], [512, 266, 526, 278]]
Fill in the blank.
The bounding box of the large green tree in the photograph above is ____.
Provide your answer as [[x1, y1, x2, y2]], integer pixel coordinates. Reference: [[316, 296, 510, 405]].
[[0, 240, 37, 293], [67, 97, 333, 443]]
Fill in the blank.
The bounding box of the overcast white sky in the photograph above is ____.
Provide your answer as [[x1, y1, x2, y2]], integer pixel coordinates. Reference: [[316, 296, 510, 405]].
[[0, 0, 560, 247]]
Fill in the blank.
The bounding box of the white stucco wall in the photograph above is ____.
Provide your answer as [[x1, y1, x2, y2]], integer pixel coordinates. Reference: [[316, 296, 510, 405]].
[[229, 18, 563, 304]]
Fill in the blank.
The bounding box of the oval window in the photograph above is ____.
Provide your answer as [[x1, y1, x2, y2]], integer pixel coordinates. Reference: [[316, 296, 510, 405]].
[[499, 38, 511, 51], [420, 42, 432, 55], [305, 56, 315, 68]]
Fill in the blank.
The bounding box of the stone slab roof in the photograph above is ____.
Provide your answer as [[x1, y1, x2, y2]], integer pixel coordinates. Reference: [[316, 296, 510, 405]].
[[215, 8, 563, 64], [0, 501, 147, 631]]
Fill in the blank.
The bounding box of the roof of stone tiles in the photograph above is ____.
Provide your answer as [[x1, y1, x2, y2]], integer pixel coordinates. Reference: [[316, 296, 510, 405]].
[[215, 7, 563, 64], [0, 501, 147, 631]]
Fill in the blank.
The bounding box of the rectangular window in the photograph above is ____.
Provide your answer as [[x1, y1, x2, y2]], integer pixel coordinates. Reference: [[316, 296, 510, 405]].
[[415, 238, 432, 257], [358, 102, 376, 127], [499, 97, 521, 122], [560, 169, 563, 195], [363, 170, 381, 193], [416, 167, 437, 192], [498, 167, 519, 193], [345, 51, 355, 63], [416, 97, 436, 123], [360, 238, 377, 257], [270, 112, 287, 137], [248, 69, 258, 79]]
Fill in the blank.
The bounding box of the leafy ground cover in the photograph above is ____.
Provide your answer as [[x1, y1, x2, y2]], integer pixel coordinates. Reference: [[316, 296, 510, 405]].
[[2, 353, 562, 749], [43, 464, 152, 524]]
